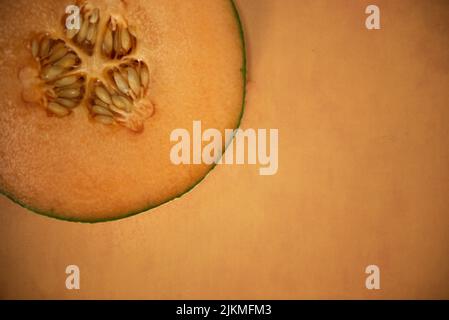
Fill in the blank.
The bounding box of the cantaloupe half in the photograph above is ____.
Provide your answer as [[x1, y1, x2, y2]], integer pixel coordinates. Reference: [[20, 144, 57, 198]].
[[0, 0, 246, 222]]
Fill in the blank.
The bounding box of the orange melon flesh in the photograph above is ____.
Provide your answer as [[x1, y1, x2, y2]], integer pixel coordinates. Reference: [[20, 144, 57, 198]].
[[0, 0, 245, 222]]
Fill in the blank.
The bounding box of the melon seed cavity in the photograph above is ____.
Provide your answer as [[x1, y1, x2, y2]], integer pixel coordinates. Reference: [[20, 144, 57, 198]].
[[21, 0, 154, 132]]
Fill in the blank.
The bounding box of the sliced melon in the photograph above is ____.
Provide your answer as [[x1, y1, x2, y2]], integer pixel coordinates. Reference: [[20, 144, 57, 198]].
[[0, 0, 246, 222]]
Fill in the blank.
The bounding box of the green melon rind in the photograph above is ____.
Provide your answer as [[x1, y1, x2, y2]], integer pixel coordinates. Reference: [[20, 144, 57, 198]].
[[0, 0, 247, 223]]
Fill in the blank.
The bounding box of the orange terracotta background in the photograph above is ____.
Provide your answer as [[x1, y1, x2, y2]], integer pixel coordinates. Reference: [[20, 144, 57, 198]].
[[1, 0, 449, 299]]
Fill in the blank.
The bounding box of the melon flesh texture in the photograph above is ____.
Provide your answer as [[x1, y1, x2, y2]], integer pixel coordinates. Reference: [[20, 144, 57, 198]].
[[0, 0, 245, 222]]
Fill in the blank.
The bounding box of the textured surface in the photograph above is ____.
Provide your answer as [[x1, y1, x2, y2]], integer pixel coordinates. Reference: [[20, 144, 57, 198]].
[[1, 0, 449, 298]]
